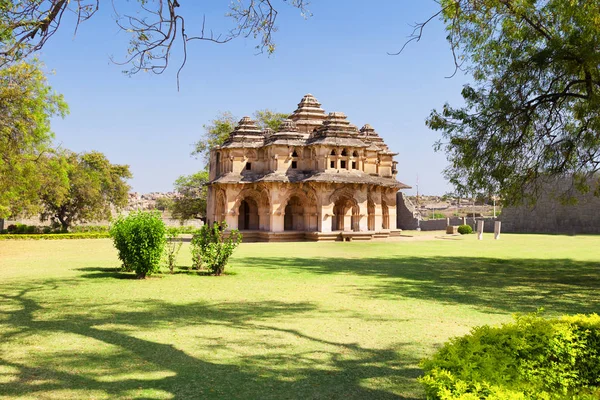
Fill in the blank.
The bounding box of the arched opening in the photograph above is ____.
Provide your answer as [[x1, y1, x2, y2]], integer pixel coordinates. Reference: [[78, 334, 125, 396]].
[[382, 201, 389, 229], [352, 150, 359, 157], [330, 149, 337, 156], [367, 199, 375, 231], [341, 149, 348, 156], [284, 196, 304, 231], [332, 197, 359, 232], [238, 198, 259, 230]]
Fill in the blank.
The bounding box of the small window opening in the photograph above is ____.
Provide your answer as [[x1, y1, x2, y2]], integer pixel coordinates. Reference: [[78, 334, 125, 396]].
[[330, 160, 335, 168], [353, 150, 359, 157], [246, 162, 252, 170], [291, 160, 297, 169], [292, 150, 298, 157], [340, 160, 347, 169], [341, 149, 348, 156], [352, 161, 357, 169], [330, 149, 336, 156]]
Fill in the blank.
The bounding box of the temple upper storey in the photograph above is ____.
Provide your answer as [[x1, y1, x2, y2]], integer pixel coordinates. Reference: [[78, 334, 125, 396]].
[[209, 94, 408, 190]]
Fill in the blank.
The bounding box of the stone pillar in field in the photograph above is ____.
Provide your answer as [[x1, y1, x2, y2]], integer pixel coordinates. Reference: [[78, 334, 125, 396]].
[[477, 220, 484, 240], [462, 217, 467, 225], [494, 221, 502, 240]]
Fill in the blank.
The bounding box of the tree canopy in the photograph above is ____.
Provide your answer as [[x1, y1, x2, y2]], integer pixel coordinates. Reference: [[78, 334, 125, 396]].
[[170, 170, 209, 222], [0, 0, 309, 81], [421, 0, 600, 204], [0, 60, 68, 218], [40, 150, 132, 230]]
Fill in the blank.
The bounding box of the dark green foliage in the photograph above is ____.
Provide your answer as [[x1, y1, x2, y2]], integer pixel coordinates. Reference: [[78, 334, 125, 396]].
[[457, 225, 473, 235], [420, 313, 600, 399], [164, 227, 182, 274], [190, 222, 242, 276], [109, 211, 166, 279], [0, 232, 110, 240]]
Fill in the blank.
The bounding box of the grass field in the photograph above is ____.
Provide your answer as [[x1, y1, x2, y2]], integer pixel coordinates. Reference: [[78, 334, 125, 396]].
[[1, 234, 599, 399]]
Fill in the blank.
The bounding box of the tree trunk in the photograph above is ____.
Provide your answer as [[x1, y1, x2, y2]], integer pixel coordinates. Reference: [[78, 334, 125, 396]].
[[0, 218, 4, 231]]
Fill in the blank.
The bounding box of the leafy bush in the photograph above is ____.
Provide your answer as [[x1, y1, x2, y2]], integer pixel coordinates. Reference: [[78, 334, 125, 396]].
[[457, 224, 473, 235], [420, 313, 600, 399], [432, 212, 446, 219], [109, 211, 166, 279], [190, 222, 242, 275], [164, 227, 182, 274]]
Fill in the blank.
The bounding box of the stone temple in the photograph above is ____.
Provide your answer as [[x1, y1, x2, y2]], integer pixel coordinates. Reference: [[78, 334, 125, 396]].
[[206, 94, 410, 241]]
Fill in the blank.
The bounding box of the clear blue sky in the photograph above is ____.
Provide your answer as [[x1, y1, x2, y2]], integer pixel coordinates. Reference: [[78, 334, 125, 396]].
[[40, 1, 468, 195]]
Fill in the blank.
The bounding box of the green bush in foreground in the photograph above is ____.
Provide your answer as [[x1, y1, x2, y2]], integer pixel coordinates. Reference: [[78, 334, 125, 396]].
[[110, 211, 166, 279], [190, 221, 242, 275], [457, 224, 473, 235], [420, 313, 600, 399]]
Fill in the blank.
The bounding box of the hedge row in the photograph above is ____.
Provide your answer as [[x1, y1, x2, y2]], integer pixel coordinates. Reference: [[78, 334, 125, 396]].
[[0, 232, 111, 240]]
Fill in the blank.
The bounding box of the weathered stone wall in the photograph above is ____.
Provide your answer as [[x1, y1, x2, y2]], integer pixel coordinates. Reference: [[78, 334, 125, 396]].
[[500, 177, 600, 234], [396, 192, 419, 230]]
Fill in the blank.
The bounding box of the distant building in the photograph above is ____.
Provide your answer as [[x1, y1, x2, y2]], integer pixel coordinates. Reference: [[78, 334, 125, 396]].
[[205, 94, 410, 241]]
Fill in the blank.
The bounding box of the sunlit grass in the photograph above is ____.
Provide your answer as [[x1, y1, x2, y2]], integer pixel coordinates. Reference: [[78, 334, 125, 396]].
[[0, 234, 598, 399]]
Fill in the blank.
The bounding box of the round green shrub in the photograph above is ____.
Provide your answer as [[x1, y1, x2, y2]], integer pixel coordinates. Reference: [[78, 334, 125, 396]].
[[110, 211, 166, 279], [457, 224, 473, 235], [419, 313, 600, 399]]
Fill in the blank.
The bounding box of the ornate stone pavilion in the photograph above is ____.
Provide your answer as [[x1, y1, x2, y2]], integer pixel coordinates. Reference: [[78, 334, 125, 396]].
[[206, 94, 410, 241]]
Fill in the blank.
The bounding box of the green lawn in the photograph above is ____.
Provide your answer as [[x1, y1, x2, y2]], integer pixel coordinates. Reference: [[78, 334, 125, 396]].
[[0, 234, 599, 399]]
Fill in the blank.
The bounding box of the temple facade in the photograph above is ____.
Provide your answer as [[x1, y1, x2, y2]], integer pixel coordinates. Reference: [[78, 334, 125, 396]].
[[206, 94, 410, 241]]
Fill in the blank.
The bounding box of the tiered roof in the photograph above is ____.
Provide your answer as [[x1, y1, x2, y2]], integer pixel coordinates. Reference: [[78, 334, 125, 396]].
[[307, 112, 366, 147], [289, 94, 327, 134], [266, 119, 305, 146], [220, 116, 264, 148], [218, 94, 396, 152]]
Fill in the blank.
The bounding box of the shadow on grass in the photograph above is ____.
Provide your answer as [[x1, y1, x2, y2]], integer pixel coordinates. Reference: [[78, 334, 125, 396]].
[[75, 267, 139, 280], [0, 286, 421, 399], [239, 256, 600, 315]]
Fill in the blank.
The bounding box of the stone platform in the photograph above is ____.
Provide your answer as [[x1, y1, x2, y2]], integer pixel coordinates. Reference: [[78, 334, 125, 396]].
[[229, 230, 403, 242]]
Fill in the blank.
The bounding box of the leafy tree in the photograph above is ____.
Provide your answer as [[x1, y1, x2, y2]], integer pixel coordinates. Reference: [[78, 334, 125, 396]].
[[155, 196, 174, 212], [192, 109, 289, 162], [40, 150, 132, 230], [416, 0, 600, 204], [1, 1, 310, 79], [170, 171, 209, 222], [0, 60, 68, 219]]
